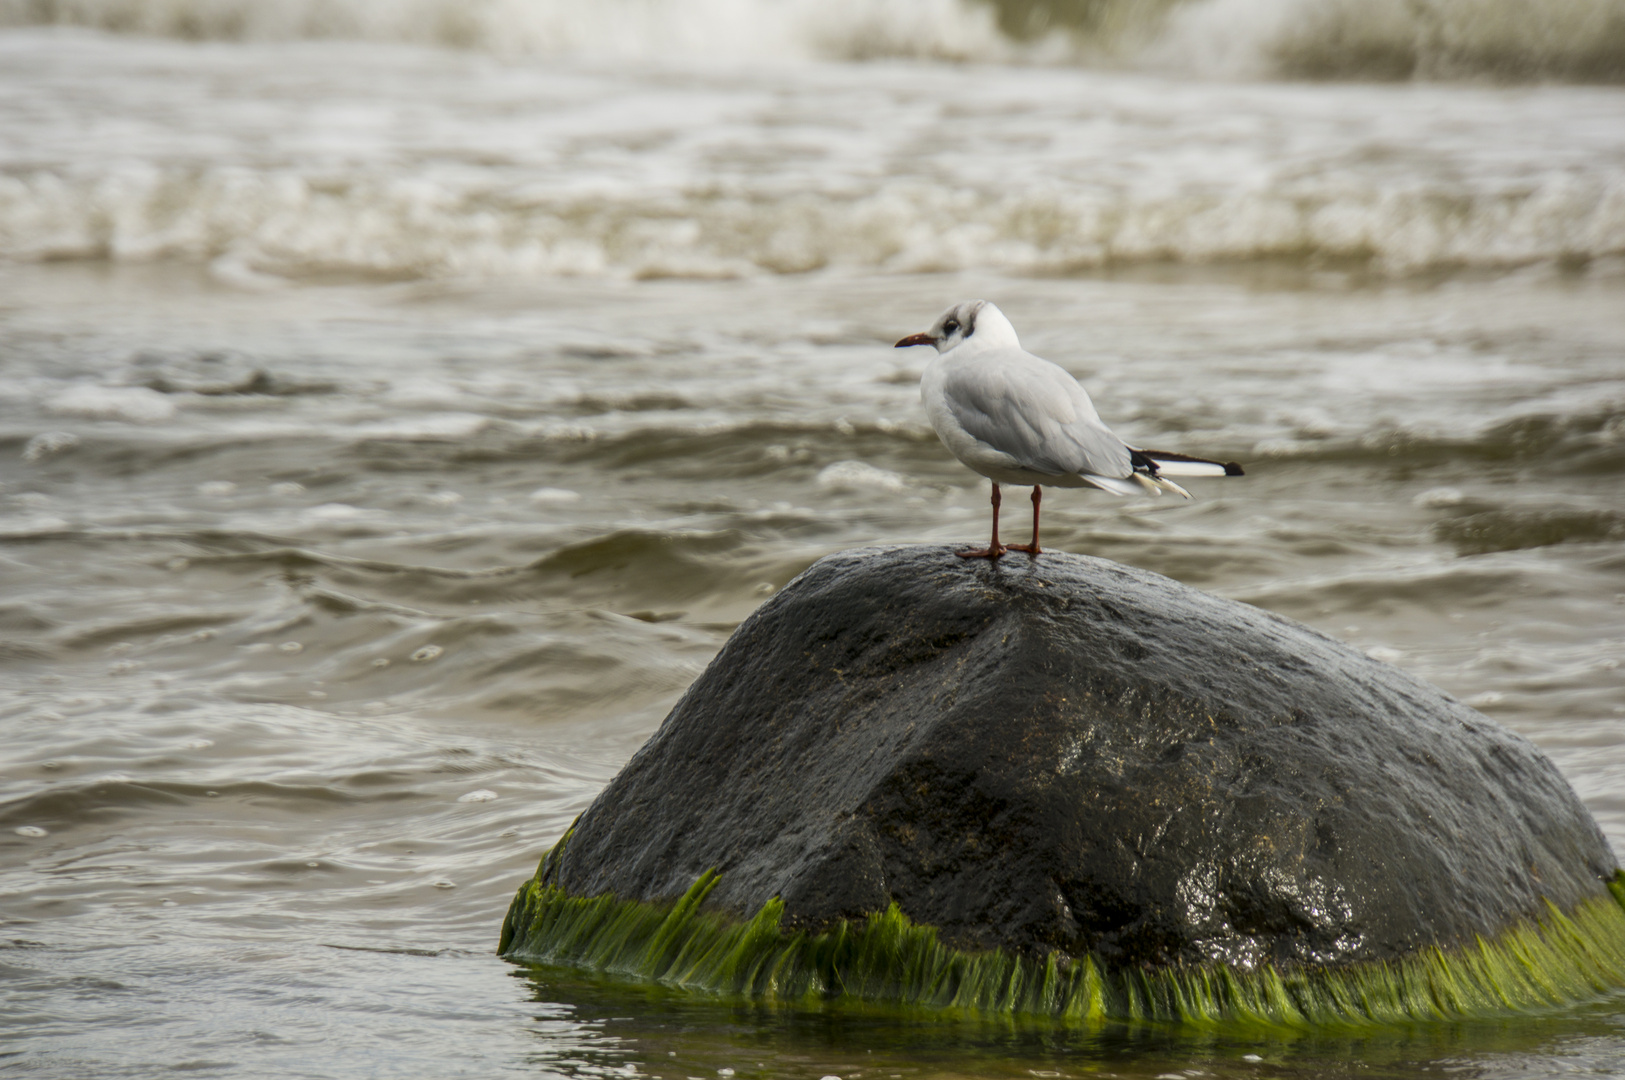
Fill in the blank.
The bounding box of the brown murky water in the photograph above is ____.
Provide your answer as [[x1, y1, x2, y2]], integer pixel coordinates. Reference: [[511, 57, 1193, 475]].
[[3, 22, 1624, 1079]]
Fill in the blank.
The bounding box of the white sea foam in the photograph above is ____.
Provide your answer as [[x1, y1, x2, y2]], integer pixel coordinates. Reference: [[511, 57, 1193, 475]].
[[1414, 487, 1466, 508], [23, 431, 80, 462], [528, 487, 582, 504], [0, 514, 71, 536], [304, 503, 367, 520], [46, 383, 176, 422], [352, 414, 491, 440], [817, 461, 909, 494]]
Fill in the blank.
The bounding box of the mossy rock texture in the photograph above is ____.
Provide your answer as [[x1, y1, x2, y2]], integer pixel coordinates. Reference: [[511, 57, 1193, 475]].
[[503, 545, 1625, 1020]]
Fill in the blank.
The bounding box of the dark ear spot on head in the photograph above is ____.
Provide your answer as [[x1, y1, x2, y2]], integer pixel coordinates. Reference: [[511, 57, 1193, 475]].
[[962, 301, 983, 339]]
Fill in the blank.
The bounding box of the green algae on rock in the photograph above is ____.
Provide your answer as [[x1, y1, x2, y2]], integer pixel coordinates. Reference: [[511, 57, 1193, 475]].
[[501, 867, 1625, 1026], [500, 545, 1625, 1023]]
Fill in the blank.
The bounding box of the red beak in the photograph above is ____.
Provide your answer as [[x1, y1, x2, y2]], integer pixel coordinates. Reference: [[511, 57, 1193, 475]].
[[894, 332, 934, 348]]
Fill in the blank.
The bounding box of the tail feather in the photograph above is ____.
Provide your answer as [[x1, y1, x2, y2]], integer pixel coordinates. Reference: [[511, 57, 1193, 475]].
[[1131, 448, 1245, 478], [1084, 448, 1241, 499]]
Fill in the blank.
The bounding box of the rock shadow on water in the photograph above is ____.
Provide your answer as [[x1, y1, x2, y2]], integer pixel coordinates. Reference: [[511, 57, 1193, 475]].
[[501, 544, 1625, 1028]]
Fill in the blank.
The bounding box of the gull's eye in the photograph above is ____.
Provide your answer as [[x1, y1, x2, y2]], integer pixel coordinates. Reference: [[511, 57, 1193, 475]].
[[943, 319, 960, 335]]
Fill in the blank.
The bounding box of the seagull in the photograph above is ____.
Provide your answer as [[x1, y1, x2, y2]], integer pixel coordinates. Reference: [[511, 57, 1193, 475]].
[[896, 300, 1243, 560]]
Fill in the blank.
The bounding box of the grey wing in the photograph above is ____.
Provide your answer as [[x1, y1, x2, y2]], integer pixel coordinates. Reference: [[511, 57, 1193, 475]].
[[941, 356, 1132, 478]]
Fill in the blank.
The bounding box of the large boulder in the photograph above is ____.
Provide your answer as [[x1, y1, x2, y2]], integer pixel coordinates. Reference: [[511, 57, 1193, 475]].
[[534, 545, 1617, 971]]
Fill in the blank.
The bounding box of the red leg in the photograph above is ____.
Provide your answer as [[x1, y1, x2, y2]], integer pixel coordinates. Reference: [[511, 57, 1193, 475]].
[[1008, 485, 1042, 555], [958, 482, 1006, 559]]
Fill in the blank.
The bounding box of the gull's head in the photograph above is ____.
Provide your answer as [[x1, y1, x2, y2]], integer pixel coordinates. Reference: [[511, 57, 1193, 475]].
[[894, 300, 1018, 354]]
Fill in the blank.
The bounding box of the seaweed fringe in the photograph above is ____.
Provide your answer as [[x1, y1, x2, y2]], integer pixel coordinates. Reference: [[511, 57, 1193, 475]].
[[500, 865, 1625, 1027]]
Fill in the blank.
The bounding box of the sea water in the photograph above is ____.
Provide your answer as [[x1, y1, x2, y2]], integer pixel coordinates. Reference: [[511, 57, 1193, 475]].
[[2, 2, 1624, 1076]]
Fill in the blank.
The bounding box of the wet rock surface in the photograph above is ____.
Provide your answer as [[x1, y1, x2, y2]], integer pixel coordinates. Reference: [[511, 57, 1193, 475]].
[[542, 545, 1617, 969]]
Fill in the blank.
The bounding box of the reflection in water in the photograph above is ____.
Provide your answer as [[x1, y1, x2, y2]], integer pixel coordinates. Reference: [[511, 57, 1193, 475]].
[[514, 963, 1625, 1080]]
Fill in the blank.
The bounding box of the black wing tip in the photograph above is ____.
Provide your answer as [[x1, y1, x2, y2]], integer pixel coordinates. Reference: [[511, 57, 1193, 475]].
[[1224, 461, 1245, 476]]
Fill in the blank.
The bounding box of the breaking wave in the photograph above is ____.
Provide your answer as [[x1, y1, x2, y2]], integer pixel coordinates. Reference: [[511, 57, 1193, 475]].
[[0, 0, 1015, 63], [1153, 0, 1625, 82], [4, 0, 1625, 79], [4, 166, 1622, 280]]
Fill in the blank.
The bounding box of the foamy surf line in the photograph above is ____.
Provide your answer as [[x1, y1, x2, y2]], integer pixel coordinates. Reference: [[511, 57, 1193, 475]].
[[4, 0, 1625, 79], [4, 169, 1623, 280]]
